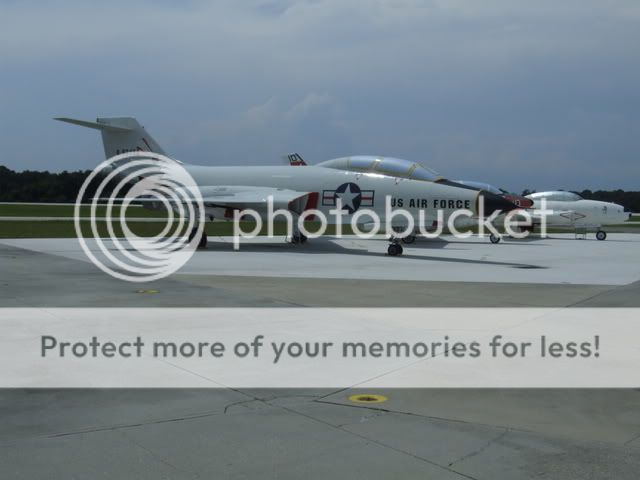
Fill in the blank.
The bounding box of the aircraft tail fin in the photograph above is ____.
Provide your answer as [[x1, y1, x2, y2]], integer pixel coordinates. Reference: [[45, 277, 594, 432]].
[[54, 117, 166, 159]]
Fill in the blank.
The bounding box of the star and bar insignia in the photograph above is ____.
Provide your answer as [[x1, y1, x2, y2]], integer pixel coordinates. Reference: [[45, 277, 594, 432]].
[[321, 182, 375, 214]]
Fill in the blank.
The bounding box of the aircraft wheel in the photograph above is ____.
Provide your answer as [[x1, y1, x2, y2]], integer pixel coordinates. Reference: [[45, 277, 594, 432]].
[[198, 231, 208, 249], [596, 230, 607, 241], [401, 235, 416, 244], [489, 233, 501, 244], [291, 233, 307, 244], [188, 228, 207, 249], [387, 243, 403, 256]]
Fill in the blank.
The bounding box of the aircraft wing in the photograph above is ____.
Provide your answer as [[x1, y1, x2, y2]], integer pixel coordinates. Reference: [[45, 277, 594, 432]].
[[199, 186, 314, 212], [97, 186, 316, 214]]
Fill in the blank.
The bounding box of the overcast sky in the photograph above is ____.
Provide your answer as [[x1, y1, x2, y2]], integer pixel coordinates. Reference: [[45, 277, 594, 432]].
[[1, 0, 639, 192]]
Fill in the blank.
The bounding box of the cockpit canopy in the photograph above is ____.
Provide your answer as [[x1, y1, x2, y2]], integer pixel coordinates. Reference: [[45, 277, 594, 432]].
[[316, 156, 444, 182], [526, 191, 583, 202]]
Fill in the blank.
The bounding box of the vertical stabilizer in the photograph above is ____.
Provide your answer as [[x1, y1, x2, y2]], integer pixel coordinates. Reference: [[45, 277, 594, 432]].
[[54, 116, 166, 159]]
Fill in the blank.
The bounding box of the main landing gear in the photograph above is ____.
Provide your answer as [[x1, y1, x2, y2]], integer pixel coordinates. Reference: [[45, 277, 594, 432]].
[[387, 237, 404, 256], [388, 232, 415, 255], [290, 232, 308, 244], [596, 230, 607, 241], [289, 221, 308, 244], [401, 235, 416, 244], [188, 228, 208, 249]]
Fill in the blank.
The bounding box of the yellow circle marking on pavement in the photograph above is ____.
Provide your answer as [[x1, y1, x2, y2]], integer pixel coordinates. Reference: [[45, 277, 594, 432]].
[[348, 394, 388, 404]]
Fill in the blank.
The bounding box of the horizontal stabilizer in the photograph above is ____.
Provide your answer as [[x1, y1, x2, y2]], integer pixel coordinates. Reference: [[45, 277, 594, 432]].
[[54, 117, 133, 132], [54, 116, 167, 158]]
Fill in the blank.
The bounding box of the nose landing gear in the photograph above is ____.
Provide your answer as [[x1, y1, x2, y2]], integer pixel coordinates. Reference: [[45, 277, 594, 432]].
[[596, 230, 607, 241], [387, 238, 404, 256]]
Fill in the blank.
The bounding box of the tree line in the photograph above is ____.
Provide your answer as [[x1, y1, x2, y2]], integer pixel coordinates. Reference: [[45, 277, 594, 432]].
[[0, 166, 111, 203], [1, 165, 638, 212]]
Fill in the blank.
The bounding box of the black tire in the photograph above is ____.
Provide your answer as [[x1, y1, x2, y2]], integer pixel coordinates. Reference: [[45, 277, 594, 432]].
[[198, 231, 208, 249], [402, 235, 416, 244], [387, 243, 403, 256], [489, 233, 501, 244], [596, 230, 607, 241]]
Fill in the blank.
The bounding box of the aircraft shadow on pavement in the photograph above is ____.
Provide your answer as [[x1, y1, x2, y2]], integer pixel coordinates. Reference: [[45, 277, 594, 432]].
[[535, 235, 636, 243], [200, 236, 544, 269], [432, 236, 548, 247]]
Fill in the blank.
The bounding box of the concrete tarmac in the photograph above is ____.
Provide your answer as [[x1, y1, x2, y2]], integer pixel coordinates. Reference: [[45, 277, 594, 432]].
[[1, 234, 639, 479]]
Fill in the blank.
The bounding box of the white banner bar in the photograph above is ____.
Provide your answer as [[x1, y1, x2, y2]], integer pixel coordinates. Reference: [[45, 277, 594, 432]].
[[2, 308, 638, 388]]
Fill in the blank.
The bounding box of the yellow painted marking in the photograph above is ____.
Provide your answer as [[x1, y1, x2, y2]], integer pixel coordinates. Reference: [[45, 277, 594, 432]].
[[348, 394, 388, 404], [136, 289, 159, 294]]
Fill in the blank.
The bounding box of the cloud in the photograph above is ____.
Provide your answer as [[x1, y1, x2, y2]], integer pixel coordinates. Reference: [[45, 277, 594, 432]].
[[1, 0, 639, 191], [185, 92, 349, 165], [284, 92, 337, 121]]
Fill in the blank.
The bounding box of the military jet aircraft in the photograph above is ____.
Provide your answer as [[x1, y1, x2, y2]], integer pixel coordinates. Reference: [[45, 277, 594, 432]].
[[283, 152, 529, 243], [56, 117, 517, 256], [518, 191, 630, 240], [285, 153, 531, 205]]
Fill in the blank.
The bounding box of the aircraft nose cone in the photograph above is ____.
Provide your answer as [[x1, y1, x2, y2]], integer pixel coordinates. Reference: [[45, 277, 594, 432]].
[[479, 191, 518, 216]]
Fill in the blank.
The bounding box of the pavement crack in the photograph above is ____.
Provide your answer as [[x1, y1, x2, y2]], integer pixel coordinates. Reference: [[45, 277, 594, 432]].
[[276, 403, 479, 480], [261, 393, 322, 402], [335, 409, 388, 428], [219, 389, 481, 479], [13, 410, 228, 443], [565, 285, 619, 307], [314, 398, 531, 434], [624, 431, 640, 446], [119, 430, 201, 478], [448, 428, 509, 467], [223, 398, 257, 414]]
